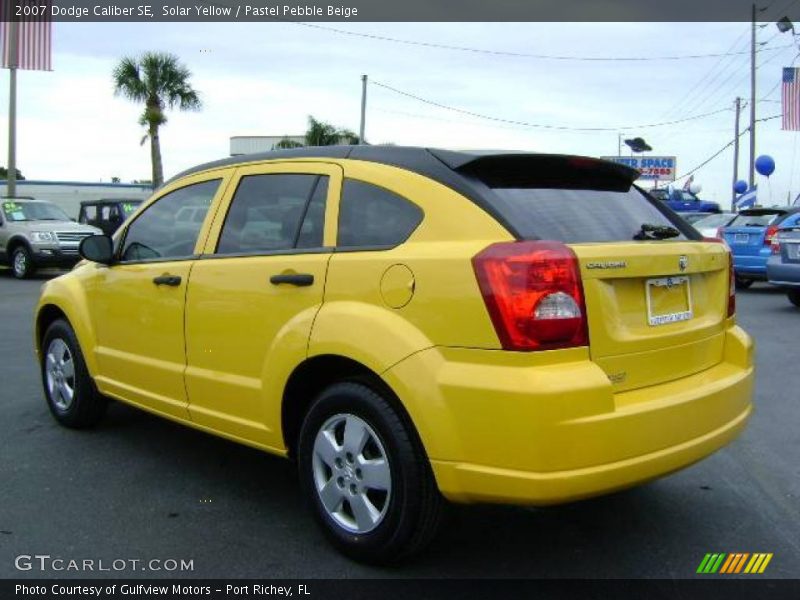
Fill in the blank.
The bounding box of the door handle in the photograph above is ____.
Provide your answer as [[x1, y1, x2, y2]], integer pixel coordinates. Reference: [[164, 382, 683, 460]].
[[270, 273, 314, 287], [153, 275, 182, 287]]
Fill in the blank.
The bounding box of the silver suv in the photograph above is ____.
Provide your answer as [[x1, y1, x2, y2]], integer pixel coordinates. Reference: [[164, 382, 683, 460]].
[[0, 199, 101, 279]]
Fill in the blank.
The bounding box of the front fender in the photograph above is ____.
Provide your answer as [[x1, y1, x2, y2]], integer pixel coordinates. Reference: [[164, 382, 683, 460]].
[[35, 269, 99, 376]]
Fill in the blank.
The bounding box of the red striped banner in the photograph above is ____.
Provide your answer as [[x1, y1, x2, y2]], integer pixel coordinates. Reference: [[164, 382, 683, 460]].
[[0, 1, 52, 71], [783, 67, 800, 131]]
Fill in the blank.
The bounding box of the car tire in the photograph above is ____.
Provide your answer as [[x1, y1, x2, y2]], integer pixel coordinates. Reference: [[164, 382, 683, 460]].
[[11, 245, 36, 279], [297, 381, 444, 564], [735, 275, 753, 290], [41, 319, 108, 428], [788, 289, 800, 308]]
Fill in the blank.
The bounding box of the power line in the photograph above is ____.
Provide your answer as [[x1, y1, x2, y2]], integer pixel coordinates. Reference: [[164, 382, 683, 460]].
[[291, 22, 794, 62], [371, 80, 733, 132], [674, 114, 781, 181], [661, 27, 751, 121]]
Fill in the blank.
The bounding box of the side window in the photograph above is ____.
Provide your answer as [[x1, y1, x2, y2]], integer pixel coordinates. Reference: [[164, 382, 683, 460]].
[[80, 206, 97, 224], [216, 174, 326, 255], [337, 180, 423, 248], [120, 179, 220, 262]]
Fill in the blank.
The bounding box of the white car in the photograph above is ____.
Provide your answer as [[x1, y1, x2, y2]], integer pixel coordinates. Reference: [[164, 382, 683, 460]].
[[691, 212, 736, 238]]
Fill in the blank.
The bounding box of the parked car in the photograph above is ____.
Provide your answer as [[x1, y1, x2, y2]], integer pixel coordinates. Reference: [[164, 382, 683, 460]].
[[78, 199, 143, 236], [690, 212, 737, 238], [0, 198, 100, 278], [767, 225, 800, 307], [649, 188, 721, 213], [720, 207, 800, 288], [34, 147, 753, 562], [677, 211, 715, 225]]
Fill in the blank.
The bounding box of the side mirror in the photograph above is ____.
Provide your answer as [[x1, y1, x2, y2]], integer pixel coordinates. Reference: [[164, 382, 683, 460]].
[[79, 234, 114, 265]]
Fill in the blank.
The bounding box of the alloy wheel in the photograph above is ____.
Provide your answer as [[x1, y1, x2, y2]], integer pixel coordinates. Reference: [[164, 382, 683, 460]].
[[45, 338, 75, 411], [311, 413, 392, 534]]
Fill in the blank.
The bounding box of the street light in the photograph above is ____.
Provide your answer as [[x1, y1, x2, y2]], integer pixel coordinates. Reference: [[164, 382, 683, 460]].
[[776, 16, 794, 34]]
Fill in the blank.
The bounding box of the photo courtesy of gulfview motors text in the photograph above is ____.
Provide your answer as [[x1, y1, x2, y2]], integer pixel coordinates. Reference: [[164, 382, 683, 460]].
[[15, 584, 309, 596]]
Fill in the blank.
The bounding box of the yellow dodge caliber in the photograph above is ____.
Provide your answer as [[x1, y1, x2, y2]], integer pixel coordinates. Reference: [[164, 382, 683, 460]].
[[34, 147, 754, 562]]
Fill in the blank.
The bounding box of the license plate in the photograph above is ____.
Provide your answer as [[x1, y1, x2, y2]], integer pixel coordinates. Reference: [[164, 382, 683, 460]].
[[787, 243, 800, 260], [734, 233, 749, 244], [646, 276, 693, 326]]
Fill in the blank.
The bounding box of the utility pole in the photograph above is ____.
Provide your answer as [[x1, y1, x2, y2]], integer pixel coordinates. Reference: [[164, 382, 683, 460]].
[[7, 18, 19, 198], [732, 97, 742, 211], [749, 3, 757, 187], [359, 74, 367, 145]]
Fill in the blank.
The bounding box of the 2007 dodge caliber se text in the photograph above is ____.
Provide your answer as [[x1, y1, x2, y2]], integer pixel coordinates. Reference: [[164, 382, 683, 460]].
[[33, 147, 754, 563]]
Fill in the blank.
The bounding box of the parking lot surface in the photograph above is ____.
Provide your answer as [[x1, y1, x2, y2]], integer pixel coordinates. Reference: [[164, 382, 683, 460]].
[[1, 268, 798, 578]]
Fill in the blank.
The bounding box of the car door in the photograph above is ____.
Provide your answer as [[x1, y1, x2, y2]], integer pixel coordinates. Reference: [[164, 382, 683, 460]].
[[87, 171, 232, 419], [184, 162, 341, 449]]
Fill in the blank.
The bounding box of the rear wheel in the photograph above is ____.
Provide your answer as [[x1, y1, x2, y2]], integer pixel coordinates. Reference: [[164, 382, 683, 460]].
[[788, 289, 800, 308], [11, 246, 35, 279], [297, 381, 443, 564], [41, 319, 107, 428], [734, 275, 753, 290]]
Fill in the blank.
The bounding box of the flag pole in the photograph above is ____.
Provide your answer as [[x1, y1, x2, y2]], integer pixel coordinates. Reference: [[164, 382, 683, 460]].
[[7, 17, 19, 198]]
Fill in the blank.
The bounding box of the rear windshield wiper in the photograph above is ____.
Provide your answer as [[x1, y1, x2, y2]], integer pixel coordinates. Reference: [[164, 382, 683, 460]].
[[633, 223, 681, 241]]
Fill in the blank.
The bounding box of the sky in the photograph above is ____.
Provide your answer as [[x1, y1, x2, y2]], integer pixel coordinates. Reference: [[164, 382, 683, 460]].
[[2, 20, 800, 208]]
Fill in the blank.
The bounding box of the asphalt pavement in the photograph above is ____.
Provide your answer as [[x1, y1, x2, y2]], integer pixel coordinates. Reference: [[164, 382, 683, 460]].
[[1, 267, 798, 579]]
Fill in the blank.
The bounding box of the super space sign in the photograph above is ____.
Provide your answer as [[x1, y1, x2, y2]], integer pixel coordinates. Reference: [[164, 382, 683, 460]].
[[600, 156, 677, 181]]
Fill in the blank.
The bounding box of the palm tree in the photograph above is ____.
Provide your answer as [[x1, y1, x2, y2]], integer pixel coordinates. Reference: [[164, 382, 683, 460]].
[[113, 52, 202, 187], [305, 116, 359, 146]]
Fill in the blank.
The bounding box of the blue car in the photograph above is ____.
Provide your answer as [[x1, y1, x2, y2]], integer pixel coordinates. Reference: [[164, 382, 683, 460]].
[[721, 207, 800, 289], [767, 225, 800, 307], [648, 188, 721, 213]]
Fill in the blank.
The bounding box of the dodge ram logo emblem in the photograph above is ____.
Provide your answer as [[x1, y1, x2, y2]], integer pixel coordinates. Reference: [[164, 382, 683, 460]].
[[679, 255, 688, 272]]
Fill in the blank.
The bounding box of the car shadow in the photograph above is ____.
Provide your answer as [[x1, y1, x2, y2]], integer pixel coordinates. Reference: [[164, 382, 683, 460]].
[[91, 401, 728, 578]]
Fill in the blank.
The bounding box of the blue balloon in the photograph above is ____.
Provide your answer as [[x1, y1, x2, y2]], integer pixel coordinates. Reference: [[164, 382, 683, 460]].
[[755, 155, 775, 177], [734, 180, 748, 194]]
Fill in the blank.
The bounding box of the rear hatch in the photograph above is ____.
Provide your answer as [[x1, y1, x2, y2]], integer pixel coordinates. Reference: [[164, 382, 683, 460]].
[[777, 227, 800, 264], [453, 154, 731, 392], [722, 209, 785, 256]]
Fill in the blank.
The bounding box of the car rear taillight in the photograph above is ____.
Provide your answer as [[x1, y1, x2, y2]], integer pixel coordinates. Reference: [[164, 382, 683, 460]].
[[771, 237, 781, 254], [472, 241, 587, 351], [705, 238, 735, 318], [764, 224, 779, 246]]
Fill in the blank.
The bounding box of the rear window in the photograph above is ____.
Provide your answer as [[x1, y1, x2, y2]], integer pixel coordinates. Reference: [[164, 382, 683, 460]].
[[488, 187, 688, 243], [729, 212, 783, 227]]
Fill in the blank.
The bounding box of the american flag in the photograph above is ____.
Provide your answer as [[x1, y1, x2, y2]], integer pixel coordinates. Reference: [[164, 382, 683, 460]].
[[0, 1, 52, 71], [783, 67, 800, 131]]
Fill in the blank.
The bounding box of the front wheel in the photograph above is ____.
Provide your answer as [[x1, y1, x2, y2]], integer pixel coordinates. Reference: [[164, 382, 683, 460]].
[[11, 246, 35, 279], [41, 319, 107, 428], [297, 382, 443, 564], [788, 289, 800, 308]]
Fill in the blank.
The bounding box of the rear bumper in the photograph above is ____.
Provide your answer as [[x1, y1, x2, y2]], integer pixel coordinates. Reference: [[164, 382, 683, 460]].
[[767, 257, 800, 287], [733, 254, 769, 277], [386, 326, 754, 505], [432, 403, 750, 505]]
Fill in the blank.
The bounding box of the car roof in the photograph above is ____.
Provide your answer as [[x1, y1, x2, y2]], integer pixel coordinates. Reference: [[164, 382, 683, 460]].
[[739, 207, 799, 215], [166, 145, 638, 188]]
